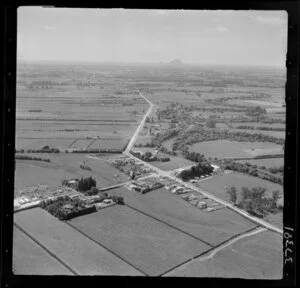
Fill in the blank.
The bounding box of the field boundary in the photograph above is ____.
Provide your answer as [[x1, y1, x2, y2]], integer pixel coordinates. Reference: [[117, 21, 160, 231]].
[[14, 223, 77, 275], [86, 139, 97, 149], [159, 225, 263, 276], [125, 204, 214, 248], [68, 138, 80, 148], [66, 221, 147, 276]]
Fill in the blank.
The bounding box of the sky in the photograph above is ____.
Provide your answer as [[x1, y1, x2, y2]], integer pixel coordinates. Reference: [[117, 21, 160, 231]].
[[17, 7, 288, 67]]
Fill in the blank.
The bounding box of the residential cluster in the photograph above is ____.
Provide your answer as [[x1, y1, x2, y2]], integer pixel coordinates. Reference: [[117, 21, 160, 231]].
[[107, 156, 154, 179], [127, 178, 164, 194], [130, 150, 170, 162]]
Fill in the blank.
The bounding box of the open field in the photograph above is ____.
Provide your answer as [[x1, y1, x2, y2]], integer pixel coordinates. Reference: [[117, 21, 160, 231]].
[[16, 72, 148, 151], [14, 153, 129, 193], [13, 226, 74, 275], [164, 230, 282, 279], [14, 208, 143, 275], [196, 172, 283, 228], [108, 187, 257, 246], [190, 140, 283, 159], [197, 172, 283, 201], [69, 204, 210, 276]]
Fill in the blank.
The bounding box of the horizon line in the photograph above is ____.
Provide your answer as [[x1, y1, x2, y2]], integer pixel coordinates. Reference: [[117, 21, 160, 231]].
[[17, 58, 286, 69]]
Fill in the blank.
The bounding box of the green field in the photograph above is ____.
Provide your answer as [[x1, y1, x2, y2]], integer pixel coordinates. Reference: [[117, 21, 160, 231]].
[[14, 208, 143, 275], [13, 226, 74, 275], [14, 153, 129, 193], [70, 204, 210, 276], [165, 230, 282, 279], [196, 172, 283, 228], [190, 140, 283, 159], [108, 187, 257, 246]]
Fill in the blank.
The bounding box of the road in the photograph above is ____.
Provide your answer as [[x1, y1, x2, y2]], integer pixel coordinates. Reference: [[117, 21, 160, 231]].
[[122, 91, 283, 235], [124, 92, 154, 154]]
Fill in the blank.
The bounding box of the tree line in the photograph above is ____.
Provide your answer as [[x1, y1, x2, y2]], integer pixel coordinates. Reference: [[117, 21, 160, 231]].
[[226, 186, 281, 217]]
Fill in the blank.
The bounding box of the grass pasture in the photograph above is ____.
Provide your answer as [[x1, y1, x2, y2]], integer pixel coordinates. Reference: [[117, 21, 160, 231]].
[[15, 138, 75, 150], [165, 230, 282, 279], [197, 172, 283, 201], [14, 153, 129, 193], [88, 139, 127, 150], [13, 226, 74, 275], [108, 187, 257, 246], [14, 208, 142, 276], [196, 172, 283, 228], [70, 139, 93, 149], [70, 204, 210, 276], [190, 140, 283, 159]]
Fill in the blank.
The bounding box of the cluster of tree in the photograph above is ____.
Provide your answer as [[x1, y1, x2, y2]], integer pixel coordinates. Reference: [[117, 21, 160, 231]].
[[235, 125, 285, 132], [226, 186, 281, 217], [229, 117, 285, 124], [71, 149, 123, 154], [111, 195, 125, 205], [187, 105, 245, 113], [245, 106, 267, 117], [221, 160, 283, 185], [40, 196, 96, 221], [80, 164, 92, 171], [182, 150, 207, 163], [178, 162, 214, 181], [205, 116, 217, 128], [158, 146, 177, 156], [59, 128, 81, 132], [268, 165, 284, 174], [15, 155, 50, 162], [205, 94, 270, 109], [131, 151, 170, 162], [81, 186, 99, 196], [150, 128, 180, 147], [77, 176, 97, 192], [19, 146, 60, 153], [172, 128, 284, 151], [28, 109, 42, 112]]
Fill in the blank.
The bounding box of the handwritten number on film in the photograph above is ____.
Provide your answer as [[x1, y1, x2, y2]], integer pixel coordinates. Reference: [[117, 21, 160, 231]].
[[284, 227, 294, 264]]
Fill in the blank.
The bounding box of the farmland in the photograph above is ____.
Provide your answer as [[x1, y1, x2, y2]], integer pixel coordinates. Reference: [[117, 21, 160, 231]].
[[190, 140, 283, 159], [14, 153, 129, 193], [108, 187, 257, 246], [164, 230, 282, 279], [13, 226, 74, 275], [69, 205, 210, 276], [14, 61, 285, 277], [196, 172, 283, 228], [14, 208, 143, 275], [16, 63, 149, 152], [196, 172, 283, 201]]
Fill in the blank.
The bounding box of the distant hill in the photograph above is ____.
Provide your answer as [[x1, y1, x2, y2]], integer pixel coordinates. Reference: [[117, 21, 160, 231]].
[[167, 59, 184, 67]]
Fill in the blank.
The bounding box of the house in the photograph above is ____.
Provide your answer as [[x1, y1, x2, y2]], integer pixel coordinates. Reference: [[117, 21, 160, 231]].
[[103, 199, 113, 204], [197, 201, 207, 209], [189, 199, 199, 206], [276, 198, 283, 209], [211, 164, 220, 171], [172, 187, 184, 194], [62, 204, 74, 210]]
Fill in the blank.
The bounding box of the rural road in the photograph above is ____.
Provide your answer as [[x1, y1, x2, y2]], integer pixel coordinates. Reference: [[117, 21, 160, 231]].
[[122, 91, 283, 235], [124, 92, 154, 154]]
